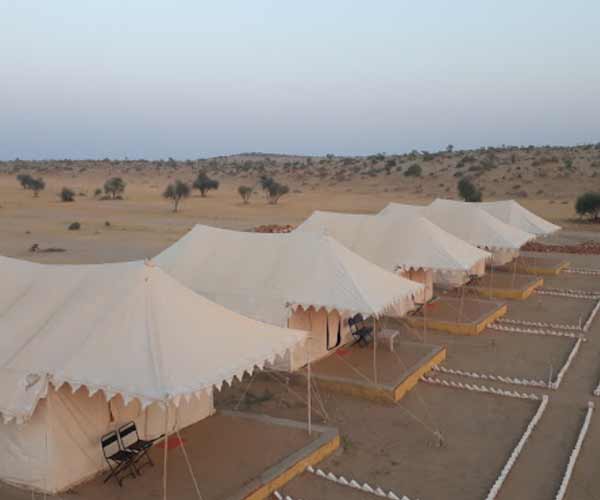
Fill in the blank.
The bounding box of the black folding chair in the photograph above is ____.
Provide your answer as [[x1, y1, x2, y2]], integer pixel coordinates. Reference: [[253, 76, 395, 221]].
[[348, 313, 373, 347], [118, 421, 154, 472], [101, 431, 137, 487]]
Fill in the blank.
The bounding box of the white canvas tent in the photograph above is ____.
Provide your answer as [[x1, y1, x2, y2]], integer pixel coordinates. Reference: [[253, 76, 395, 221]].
[[155, 225, 424, 367], [0, 256, 306, 494], [296, 211, 491, 297], [380, 199, 536, 265], [478, 200, 561, 236]]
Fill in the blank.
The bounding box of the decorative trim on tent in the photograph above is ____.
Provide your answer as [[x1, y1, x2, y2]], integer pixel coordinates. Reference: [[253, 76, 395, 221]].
[[287, 287, 421, 320], [1, 343, 302, 425]]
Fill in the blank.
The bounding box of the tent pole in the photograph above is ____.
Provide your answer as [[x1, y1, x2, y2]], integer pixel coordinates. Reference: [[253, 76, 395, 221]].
[[489, 258, 494, 297], [163, 402, 169, 500], [373, 318, 378, 384], [423, 298, 427, 344], [459, 284, 465, 322], [307, 336, 312, 436]]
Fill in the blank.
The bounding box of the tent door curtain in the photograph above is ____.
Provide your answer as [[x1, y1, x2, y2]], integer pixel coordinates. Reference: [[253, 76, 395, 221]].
[[326, 316, 342, 351], [288, 308, 352, 370], [397, 268, 433, 304]]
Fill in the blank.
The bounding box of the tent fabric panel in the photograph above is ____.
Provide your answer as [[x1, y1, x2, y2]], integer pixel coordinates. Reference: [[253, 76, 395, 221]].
[[288, 308, 353, 370], [0, 398, 50, 492], [0, 385, 214, 494], [398, 268, 434, 303]]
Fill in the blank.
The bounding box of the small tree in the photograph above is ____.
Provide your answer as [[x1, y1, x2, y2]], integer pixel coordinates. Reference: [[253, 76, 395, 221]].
[[404, 164, 422, 177], [17, 173, 34, 189], [193, 171, 219, 197], [104, 177, 126, 199], [163, 180, 191, 212], [575, 192, 600, 220], [458, 177, 482, 202], [93, 188, 102, 198], [60, 187, 76, 202], [29, 178, 45, 197], [259, 175, 289, 204], [17, 173, 44, 196], [238, 185, 253, 204]]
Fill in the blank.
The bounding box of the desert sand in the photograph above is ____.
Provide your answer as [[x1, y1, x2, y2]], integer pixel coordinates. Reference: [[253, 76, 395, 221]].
[[1, 146, 599, 263]]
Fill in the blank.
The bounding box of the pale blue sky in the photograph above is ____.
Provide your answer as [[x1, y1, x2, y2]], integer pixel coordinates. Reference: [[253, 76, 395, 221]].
[[1, 1, 599, 159]]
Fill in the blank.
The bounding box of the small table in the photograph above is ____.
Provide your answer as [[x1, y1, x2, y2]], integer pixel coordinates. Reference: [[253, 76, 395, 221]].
[[377, 329, 400, 352]]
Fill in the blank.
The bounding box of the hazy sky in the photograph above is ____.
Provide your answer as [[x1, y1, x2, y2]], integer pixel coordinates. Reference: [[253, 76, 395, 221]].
[[1, 1, 599, 159]]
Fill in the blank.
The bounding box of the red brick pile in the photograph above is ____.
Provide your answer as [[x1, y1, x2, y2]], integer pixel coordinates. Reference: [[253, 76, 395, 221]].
[[522, 240, 600, 255], [253, 224, 295, 233]]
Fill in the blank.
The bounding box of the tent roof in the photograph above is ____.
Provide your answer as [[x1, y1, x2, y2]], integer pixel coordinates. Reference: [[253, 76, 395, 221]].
[[380, 200, 535, 250], [0, 257, 306, 423], [296, 211, 491, 272], [478, 200, 561, 236], [155, 225, 423, 326], [378, 203, 426, 218]]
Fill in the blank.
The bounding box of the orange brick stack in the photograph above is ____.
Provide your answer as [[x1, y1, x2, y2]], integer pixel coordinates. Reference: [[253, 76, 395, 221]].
[[253, 224, 295, 233]]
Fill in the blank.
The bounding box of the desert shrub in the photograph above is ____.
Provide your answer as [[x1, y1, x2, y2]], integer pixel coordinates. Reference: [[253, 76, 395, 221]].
[[68, 222, 81, 230], [458, 177, 482, 202], [404, 164, 422, 177], [575, 192, 600, 220], [17, 173, 33, 189], [29, 178, 45, 197], [163, 180, 190, 212], [60, 187, 75, 202], [104, 177, 126, 199], [17, 174, 45, 196], [193, 171, 219, 197], [238, 185, 253, 204], [93, 188, 102, 197], [259, 175, 290, 204]]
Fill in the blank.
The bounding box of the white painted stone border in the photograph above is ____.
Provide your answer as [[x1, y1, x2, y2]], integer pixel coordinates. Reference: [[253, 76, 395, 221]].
[[542, 287, 600, 297], [537, 289, 600, 300], [421, 376, 542, 400], [484, 395, 549, 500], [306, 466, 410, 499], [593, 380, 600, 397], [551, 337, 583, 389], [497, 317, 582, 332], [554, 402, 595, 500], [431, 335, 581, 392], [488, 322, 585, 340], [432, 365, 549, 388], [274, 492, 302, 500], [583, 299, 600, 332], [565, 268, 600, 277]]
